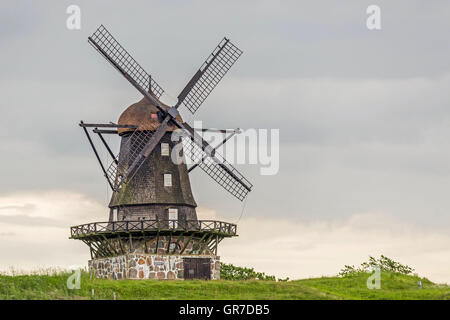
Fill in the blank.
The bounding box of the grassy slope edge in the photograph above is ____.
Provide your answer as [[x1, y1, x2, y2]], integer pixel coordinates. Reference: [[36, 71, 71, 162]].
[[0, 271, 449, 300]]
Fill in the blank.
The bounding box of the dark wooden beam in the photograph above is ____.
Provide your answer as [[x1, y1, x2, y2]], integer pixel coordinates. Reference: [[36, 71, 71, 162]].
[[179, 233, 195, 255], [128, 233, 133, 253], [79, 122, 137, 128], [98, 240, 113, 257], [197, 233, 214, 255], [80, 121, 115, 191], [191, 233, 208, 254], [172, 232, 187, 254], [96, 131, 118, 165], [90, 240, 109, 258], [93, 129, 119, 134], [101, 234, 119, 255], [166, 233, 172, 254], [117, 234, 126, 255], [141, 231, 149, 254], [155, 220, 160, 254]]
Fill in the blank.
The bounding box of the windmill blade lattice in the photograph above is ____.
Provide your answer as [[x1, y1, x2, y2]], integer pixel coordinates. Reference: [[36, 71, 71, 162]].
[[182, 135, 252, 201], [177, 38, 243, 114], [106, 129, 154, 190], [88, 25, 164, 98]]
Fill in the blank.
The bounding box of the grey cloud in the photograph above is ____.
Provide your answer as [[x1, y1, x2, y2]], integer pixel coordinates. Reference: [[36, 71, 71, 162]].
[[0, 232, 16, 237], [0, 1, 450, 229], [0, 203, 35, 213], [0, 214, 66, 228]]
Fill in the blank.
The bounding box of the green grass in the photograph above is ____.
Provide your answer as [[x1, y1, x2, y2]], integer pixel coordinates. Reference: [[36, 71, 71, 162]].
[[297, 272, 450, 300], [0, 271, 449, 300]]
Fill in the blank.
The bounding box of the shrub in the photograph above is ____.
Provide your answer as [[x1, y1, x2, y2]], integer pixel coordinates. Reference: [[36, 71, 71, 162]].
[[339, 255, 414, 277], [220, 263, 277, 281]]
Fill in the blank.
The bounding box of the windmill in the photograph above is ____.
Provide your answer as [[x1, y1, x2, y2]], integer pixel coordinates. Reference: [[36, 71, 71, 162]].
[[70, 25, 252, 280]]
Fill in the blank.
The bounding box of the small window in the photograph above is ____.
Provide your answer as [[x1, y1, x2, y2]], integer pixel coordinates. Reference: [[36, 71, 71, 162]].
[[169, 208, 178, 228], [161, 143, 170, 156], [168, 208, 178, 220], [164, 174, 172, 187]]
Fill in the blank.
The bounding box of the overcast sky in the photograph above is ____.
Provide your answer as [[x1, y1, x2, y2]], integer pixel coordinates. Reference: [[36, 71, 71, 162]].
[[1, 1, 450, 282]]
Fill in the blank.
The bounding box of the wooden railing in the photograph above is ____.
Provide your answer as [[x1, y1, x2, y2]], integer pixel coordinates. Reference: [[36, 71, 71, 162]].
[[70, 220, 237, 238]]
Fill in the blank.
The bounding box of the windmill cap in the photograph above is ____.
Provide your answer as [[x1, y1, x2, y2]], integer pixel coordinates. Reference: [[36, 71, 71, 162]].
[[117, 94, 183, 135]]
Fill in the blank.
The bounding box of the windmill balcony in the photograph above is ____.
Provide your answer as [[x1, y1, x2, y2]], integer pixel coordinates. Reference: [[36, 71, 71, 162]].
[[70, 219, 237, 239], [70, 220, 237, 279]]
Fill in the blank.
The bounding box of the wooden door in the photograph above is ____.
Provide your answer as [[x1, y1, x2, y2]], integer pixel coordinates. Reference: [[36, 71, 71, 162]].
[[183, 258, 211, 280]]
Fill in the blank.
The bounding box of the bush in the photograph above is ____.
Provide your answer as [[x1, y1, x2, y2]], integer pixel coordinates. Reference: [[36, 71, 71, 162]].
[[339, 255, 414, 277], [220, 263, 277, 281]]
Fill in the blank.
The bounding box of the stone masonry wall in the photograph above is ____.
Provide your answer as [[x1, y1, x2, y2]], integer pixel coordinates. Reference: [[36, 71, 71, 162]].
[[89, 254, 220, 280]]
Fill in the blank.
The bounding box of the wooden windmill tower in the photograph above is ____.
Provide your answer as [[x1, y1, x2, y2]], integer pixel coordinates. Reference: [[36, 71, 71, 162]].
[[70, 25, 252, 280]]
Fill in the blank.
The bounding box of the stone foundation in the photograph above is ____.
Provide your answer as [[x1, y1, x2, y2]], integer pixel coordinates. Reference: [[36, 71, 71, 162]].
[[89, 254, 220, 280]]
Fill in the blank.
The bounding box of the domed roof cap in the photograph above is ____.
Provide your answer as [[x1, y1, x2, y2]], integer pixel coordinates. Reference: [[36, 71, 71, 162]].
[[118, 94, 183, 135]]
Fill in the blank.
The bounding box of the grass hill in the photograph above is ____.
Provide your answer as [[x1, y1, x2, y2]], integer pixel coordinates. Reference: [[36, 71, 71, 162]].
[[1, 271, 449, 300]]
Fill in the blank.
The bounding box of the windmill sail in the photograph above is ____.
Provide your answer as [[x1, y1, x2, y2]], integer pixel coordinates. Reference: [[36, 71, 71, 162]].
[[176, 38, 243, 114], [88, 25, 164, 98], [106, 129, 154, 190], [114, 117, 171, 190], [181, 134, 252, 201]]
